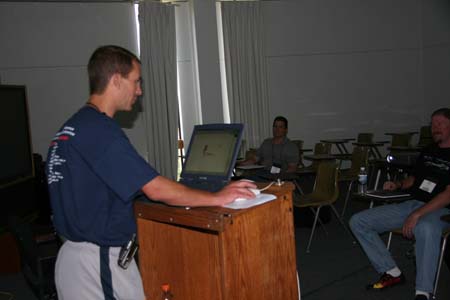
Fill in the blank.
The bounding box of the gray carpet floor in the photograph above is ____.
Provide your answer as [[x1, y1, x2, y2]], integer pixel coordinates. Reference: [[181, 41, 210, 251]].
[[1, 190, 449, 300]]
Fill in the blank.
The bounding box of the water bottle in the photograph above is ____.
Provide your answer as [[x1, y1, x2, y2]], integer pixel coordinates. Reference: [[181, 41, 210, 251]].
[[358, 167, 368, 194], [161, 283, 173, 300]]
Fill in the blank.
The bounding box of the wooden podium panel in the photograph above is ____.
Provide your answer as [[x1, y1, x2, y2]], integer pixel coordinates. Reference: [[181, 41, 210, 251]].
[[135, 183, 298, 300]]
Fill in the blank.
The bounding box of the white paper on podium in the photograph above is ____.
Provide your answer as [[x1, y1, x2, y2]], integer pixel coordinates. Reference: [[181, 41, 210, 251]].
[[223, 193, 277, 209]]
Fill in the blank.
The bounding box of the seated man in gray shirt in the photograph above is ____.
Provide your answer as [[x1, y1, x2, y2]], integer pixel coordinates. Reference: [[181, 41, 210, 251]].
[[240, 116, 299, 173]]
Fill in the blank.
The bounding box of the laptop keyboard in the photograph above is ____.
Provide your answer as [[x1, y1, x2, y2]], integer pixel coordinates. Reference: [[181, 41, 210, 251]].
[[180, 180, 225, 193]]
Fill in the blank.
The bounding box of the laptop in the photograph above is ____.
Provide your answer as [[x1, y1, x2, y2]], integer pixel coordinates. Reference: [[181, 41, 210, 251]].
[[179, 123, 244, 192]]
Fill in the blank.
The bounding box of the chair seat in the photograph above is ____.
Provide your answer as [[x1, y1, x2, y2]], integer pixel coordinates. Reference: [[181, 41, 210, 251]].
[[294, 193, 335, 207]]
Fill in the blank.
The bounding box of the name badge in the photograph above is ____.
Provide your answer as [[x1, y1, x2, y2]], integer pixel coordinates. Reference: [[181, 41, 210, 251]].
[[419, 179, 436, 193], [270, 165, 281, 174]]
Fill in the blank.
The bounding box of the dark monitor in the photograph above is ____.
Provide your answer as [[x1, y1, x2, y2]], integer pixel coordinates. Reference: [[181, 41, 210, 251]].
[[181, 123, 243, 182], [0, 85, 35, 188]]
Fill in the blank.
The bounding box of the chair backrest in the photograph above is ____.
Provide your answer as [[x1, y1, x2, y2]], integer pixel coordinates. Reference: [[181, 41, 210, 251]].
[[307, 142, 332, 169], [314, 142, 331, 155], [357, 133, 374, 144], [291, 139, 305, 167], [391, 133, 413, 147], [312, 161, 339, 203], [245, 148, 257, 161], [348, 146, 369, 176], [418, 125, 432, 147]]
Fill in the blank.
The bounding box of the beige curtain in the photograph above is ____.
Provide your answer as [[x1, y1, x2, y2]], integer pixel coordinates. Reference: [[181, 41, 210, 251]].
[[138, 1, 178, 179], [221, 1, 271, 150]]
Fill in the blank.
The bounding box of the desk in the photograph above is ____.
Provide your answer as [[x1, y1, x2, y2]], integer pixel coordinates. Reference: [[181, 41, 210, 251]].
[[304, 154, 339, 169], [234, 164, 265, 177], [304, 154, 336, 161], [135, 183, 298, 300], [385, 132, 418, 136], [385, 132, 418, 148], [258, 172, 305, 194], [352, 142, 387, 159], [320, 138, 355, 154], [388, 146, 422, 153], [353, 191, 413, 208]]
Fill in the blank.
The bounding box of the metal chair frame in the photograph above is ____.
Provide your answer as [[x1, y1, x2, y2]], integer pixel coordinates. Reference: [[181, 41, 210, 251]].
[[293, 161, 354, 253], [386, 227, 450, 299]]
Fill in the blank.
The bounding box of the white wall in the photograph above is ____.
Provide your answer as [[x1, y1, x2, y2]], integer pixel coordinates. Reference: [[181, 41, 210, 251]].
[[0, 2, 146, 158], [1, 0, 449, 159], [262, 0, 450, 149]]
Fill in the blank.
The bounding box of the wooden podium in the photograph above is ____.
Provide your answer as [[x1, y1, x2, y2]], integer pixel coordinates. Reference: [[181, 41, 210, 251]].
[[135, 183, 298, 300]]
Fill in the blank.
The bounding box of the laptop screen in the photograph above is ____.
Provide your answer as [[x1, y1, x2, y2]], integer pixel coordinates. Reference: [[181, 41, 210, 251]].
[[181, 123, 243, 182]]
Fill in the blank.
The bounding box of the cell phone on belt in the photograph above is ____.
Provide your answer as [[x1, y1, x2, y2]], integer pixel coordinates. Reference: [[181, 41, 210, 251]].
[[118, 233, 138, 269]]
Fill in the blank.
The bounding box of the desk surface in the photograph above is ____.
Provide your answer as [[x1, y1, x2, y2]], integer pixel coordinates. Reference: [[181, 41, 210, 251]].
[[372, 158, 416, 171], [388, 146, 422, 152], [258, 172, 299, 181], [385, 132, 419, 136], [353, 142, 386, 146], [320, 138, 355, 143], [352, 191, 413, 204], [135, 182, 295, 232], [304, 154, 336, 161], [299, 148, 313, 153], [235, 164, 265, 170]]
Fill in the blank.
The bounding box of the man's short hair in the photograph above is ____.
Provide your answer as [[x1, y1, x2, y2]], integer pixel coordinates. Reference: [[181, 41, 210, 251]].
[[431, 108, 450, 120], [88, 45, 140, 95], [273, 116, 288, 129]]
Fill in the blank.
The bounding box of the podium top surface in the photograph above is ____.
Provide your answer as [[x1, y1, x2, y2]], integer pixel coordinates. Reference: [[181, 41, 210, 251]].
[[134, 182, 294, 232]]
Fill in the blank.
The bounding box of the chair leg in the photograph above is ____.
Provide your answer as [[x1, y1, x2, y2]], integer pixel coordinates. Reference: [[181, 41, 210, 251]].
[[330, 204, 355, 243], [341, 180, 354, 217], [293, 180, 305, 195], [309, 207, 328, 235], [306, 206, 322, 253], [386, 231, 393, 250], [432, 232, 449, 299]]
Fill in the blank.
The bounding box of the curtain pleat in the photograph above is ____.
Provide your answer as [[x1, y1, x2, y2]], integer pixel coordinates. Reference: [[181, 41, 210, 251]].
[[139, 2, 178, 179], [222, 1, 271, 150]]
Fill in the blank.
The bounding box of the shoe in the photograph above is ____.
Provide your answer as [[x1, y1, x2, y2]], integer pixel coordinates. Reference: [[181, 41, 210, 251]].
[[415, 295, 429, 300], [366, 272, 405, 290]]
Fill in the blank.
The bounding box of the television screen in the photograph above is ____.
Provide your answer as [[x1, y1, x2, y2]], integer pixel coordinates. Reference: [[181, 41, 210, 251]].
[[0, 85, 34, 188]]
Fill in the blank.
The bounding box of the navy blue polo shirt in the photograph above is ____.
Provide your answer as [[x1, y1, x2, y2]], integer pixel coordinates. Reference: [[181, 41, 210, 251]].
[[46, 106, 159, 246]]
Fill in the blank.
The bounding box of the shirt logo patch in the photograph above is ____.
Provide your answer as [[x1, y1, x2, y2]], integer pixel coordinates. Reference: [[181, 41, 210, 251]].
[[47, 126, 75, 185]]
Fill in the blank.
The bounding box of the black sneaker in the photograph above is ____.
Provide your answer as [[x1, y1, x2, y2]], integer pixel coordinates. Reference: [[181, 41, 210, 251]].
[[415, 295, 429, 300], [366, 272, 405, 290]]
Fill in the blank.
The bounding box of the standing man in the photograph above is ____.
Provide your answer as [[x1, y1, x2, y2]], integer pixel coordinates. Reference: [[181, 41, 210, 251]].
[[239, 116, 299, 173], [349, 108, 450, 300], [46, 45, 256, 300]]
